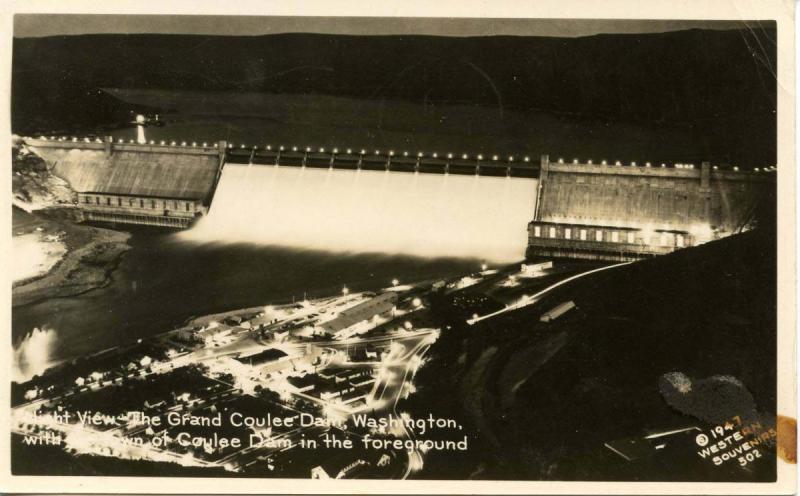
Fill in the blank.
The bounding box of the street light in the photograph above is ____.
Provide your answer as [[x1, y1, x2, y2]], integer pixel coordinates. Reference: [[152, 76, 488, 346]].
[[391, 278, 399, 287]]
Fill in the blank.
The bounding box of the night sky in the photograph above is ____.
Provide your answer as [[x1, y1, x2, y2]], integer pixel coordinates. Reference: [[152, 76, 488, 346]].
[[14, 14, 757, 38]]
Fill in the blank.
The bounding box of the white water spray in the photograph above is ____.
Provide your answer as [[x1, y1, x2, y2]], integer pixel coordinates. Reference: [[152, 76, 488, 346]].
[[13, 326, 57, 382], [180, 165, 537, 262]]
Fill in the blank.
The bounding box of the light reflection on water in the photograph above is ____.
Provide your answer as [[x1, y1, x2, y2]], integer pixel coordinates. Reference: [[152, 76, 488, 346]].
[[12, 227, 483, 363]]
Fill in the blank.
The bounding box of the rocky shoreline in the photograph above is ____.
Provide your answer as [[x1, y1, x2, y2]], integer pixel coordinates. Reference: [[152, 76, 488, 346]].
[[12, 143, 132, 307], [12, 210, 132, 308]]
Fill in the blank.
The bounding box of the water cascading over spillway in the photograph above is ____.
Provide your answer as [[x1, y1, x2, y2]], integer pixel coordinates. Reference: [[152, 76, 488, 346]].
[[180, 164, 538, 262]]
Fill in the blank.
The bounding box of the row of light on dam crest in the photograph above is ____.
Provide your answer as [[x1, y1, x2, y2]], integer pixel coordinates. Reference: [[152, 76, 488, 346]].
[[32, 135, 776, 172], [37, 135, 534, 162], [40, 135, 215, 148], [554, 156, 776, 172], [245, 143, 534, 164]]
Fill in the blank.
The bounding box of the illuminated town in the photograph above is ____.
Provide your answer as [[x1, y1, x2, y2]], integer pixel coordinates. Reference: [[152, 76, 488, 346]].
[[12, 261, 570, 478]]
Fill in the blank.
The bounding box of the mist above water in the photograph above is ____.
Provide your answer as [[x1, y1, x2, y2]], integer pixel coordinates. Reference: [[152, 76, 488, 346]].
[[13, 326, 56, 383], [180, 165, 537, 263]]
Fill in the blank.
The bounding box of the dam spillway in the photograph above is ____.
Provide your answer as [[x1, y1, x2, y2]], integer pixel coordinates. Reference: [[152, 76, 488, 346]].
[[179, 164, 538, 262]]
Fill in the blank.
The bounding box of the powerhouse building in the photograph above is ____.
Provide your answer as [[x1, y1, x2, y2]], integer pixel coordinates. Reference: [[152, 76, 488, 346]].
[[526, 155, 774, 261], [24, 136, 227, 228]]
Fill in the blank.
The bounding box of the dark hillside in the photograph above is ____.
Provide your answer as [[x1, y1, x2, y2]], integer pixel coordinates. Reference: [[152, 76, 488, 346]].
[[407, 222, 777, 480], [13, 28, 776, 166]]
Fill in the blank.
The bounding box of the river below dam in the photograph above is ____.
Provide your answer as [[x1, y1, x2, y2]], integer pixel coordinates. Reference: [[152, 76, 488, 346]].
[[12, 219, 482, 367]]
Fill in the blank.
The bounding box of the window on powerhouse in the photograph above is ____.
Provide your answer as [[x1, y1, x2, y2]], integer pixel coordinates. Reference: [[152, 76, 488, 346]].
[[529, 225, 690, 247]]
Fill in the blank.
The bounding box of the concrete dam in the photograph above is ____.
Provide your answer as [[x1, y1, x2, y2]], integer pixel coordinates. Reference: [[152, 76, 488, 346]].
[[23, 136, 774, 262], [25, 136, 226, 228]]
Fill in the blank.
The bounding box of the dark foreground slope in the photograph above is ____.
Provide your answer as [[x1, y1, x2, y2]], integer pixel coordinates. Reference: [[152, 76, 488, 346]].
[[408, 225, 777, 480], [13, 27, 776, 167]]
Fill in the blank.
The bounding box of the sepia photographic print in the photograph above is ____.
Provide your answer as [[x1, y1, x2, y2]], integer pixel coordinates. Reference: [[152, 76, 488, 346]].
[[2, 1, 796, 494]]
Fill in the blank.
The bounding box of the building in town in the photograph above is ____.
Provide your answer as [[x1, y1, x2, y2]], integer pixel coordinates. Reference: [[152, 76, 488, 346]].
[[316, 293, 398, 338]]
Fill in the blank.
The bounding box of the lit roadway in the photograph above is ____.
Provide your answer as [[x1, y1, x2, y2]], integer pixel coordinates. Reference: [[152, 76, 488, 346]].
[[467, 262, 632, 325], [195, 329, 437, 477]]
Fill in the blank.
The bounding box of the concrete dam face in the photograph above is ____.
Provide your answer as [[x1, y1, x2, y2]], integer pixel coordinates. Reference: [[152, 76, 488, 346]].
[[527, 157, 774, 261], [23, 137, 774, 263], [25, 137, 225, 228], [179, 164, 538, 262]]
